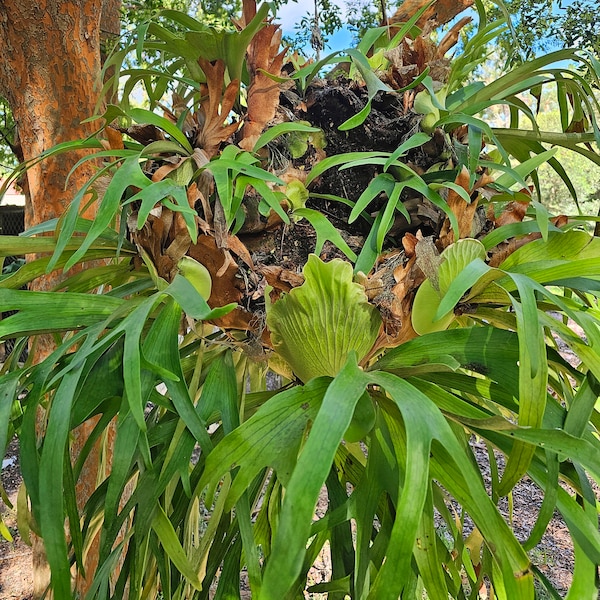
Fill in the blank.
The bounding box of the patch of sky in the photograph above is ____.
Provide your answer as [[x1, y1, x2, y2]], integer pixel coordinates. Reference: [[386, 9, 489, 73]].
[[2, 456, 16, 469], [273, 0, 354, 55]]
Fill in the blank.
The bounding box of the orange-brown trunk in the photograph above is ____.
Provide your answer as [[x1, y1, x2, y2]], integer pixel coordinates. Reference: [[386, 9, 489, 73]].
[[0, 2, 118, 597]]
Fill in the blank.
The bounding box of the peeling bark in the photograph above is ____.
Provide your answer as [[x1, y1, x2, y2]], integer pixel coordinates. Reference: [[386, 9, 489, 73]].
[[0, 1, 104, 234], [0, 2, 120, 597]]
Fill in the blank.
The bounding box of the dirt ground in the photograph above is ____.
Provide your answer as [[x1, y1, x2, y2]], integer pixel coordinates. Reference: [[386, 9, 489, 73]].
[[0, 437, 33, 600]]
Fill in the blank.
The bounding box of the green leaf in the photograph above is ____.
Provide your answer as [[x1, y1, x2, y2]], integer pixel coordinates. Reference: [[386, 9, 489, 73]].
[[185, 3, 269, 83], [144, 298, 214, 450], [467, 125, 483, 186], [414, 238, 490, 332], [498, 278, 548, 496], [383, 133, 431, 171], [125, 178, 198, 243], [564, 374, 600, 438], [354, 211, 384, 275], [338, 101, 373, 131], [435, 258, 491, 319], [266, 255, 381, 382], [411, 279, 455, 336], [198, 379, 329, 507], [253, 122, 322, 152], [293, 208, 357, 261], [376, 182, 408, 252], [0, 519, 13, 543], [0, 289, 125, 338], [158, 9, 206, 31], [499, 230, 599, 271], [349, 173, 396, 223], [152, 505, 202, 590], [337, 49, 392, 131], [494, 148, 558, 189], [371, 371, 534, 599], [141, 140, 192, 156], [164, 274, 236, 321], [291, 51, 346, 92], [260, 357, 368, 599], [482, 220, 561, 250], [373, 327, 521, 395], [0, 373, 19, 475], [64, 156, 152, 270], [205, 158, 284, 184], [128, 107, 193, 153], [386, 0, 431, 47], [0, 250, 130, 291], [71, 340, 124, 427], [356, 26, 389, 55], [366, 375, 443, 599], [305, 151, 385, 187], [115, 294, 165, 431], [39, 362, 86, 599], [250, 178, 290, 224], [438, 238, 487, 295], [98, 406, 139, 563]]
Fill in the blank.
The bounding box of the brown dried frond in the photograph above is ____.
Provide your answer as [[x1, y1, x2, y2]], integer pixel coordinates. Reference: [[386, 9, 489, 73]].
[[196, 58, 240, 157]]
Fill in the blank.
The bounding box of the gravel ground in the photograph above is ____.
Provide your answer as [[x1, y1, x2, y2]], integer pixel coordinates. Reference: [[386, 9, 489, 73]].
[[0, 437, 33, 600]]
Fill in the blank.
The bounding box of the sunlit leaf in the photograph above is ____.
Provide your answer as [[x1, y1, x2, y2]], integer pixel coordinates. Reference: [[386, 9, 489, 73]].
[[266, 255, 381, 382]]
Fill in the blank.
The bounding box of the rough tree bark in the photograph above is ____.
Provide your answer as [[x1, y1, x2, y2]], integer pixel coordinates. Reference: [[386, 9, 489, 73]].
[[0, 1, 104, 235], [0, 1, 120, 597], [389, 0, 475, 29]]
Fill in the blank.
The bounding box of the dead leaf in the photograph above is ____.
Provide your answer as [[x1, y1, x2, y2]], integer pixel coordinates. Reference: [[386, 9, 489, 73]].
[[388, 0, 474, 30], [132, 211, 176, 280], [227, 234, 255, 269], [239, 14, 286, 152], [116, 123, 165, 145], [159, 92, 197, 136], [474, 173, 495, 191], [211, 306, 257, 331], [188, 235, 244, 308], [152, 156, 187, 182], [494, 200, 529, 227], [104, 126, 124, 150], [260, 264, 304, 293], [402, 232, 419, 257], [217, 250, 237, 277], [552, 214, 569, 228], [213, 197, 230, 249], [196, 58, 241, 157], [165, 234, 192, 270], [488, 233, 541, 267], [278, 167, 309, 185], [488, 214, 568, 267], [415, 236, 442, 285], [363, 251, 423, 357], [439, 166, 479, 246]]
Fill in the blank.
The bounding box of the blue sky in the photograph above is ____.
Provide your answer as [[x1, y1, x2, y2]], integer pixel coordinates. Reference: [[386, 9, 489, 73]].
[[274, 0, 354, 53]]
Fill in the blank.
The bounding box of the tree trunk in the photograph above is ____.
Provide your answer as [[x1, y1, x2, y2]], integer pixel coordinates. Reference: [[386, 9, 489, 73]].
[[389, 0, 474, 29], [0, 1, 120, 597], [0, 0, 103, 235]]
